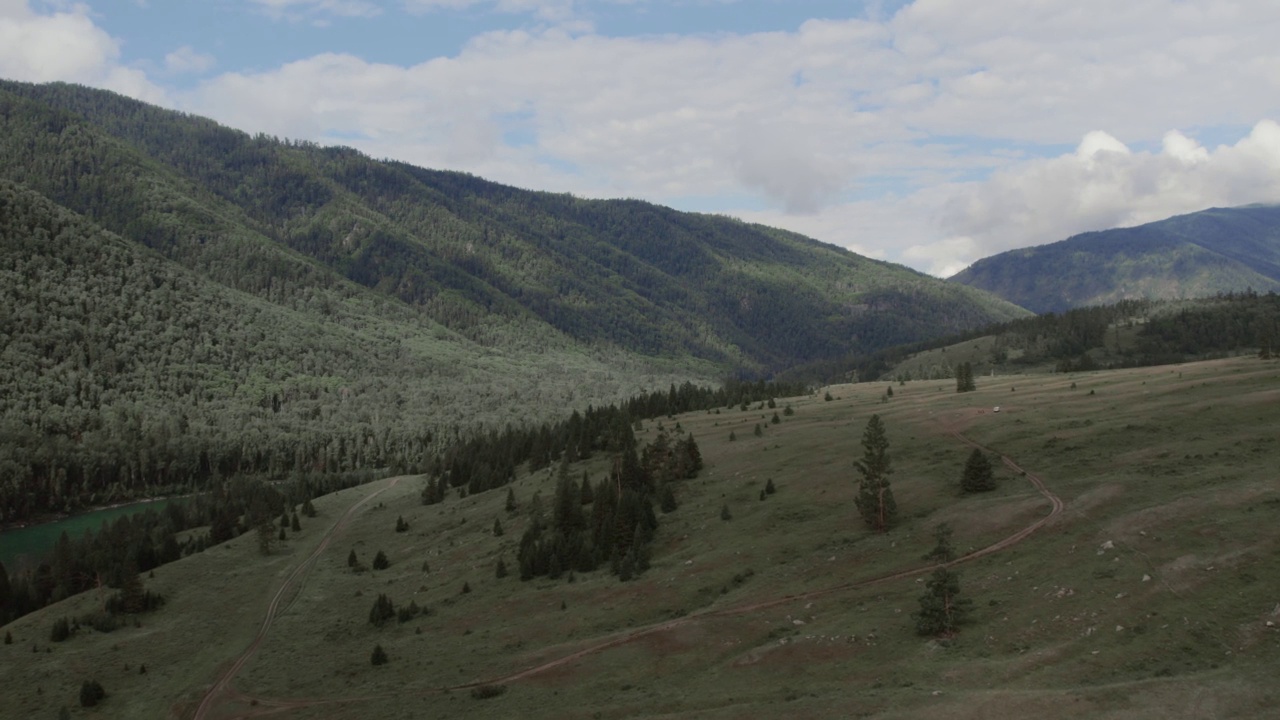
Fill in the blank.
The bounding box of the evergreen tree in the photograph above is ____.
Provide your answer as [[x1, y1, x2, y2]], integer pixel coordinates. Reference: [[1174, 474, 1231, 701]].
[[505, 487, 517, 513], [372, 550, 390, 570], [368, 593, 395, 626], [50, 617, 71, 642], [492, 517, 504, 536], [956, 362, 977, 393], [4, 631, 11, 645], [720, 503, 732, 521], [783, 404, 795, 416], [347, 549, 358, 567], [395, 516, 409, 532], [922, 522, 956, 563], [461, 581, 471, 594], [580, 473, 595, 505], [729, 430, 736, 441], [117, 561, 145, 614], [658, 483, 678, 513], [914, 567, 972, 636], [291, 512, 301, 532], [495, 558, 508, 578], [301, 498, 317, 517], [770, 411, 781, 424], [371, 644, 388, 666], [960, 448, 997, 493], [765, 478, 776, 495], [854, 414, 897, 533]]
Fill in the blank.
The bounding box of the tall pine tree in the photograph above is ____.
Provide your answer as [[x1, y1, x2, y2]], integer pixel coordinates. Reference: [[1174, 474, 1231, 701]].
[[854, 414, 897, 533]]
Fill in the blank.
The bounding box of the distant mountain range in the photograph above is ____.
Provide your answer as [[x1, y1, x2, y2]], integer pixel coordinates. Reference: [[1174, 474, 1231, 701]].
[[950, 205, 1280, 313]]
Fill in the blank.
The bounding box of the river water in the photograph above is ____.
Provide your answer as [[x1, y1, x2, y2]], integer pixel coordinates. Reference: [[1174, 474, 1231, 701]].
[[0, 500, 172, 571]]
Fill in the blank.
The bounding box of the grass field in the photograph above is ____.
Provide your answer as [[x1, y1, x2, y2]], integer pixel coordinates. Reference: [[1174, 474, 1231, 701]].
[[3, 356, 1278, 719]]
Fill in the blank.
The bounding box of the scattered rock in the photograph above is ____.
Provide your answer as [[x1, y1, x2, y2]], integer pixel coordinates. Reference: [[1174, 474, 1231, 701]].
[[793, 619, 805, 626], [1098, 540, 1115, 554], [1142, 574, 1151, 582], [1116, 625, 1125, 632]]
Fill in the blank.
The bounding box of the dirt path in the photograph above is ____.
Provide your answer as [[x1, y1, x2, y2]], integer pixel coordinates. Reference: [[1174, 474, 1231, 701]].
[[209, 425, 1063, 715], [190, 477, 401, 720]]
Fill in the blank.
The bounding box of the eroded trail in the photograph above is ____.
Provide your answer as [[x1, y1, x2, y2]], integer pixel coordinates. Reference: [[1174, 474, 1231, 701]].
[[190, 477, 400, 720], [214, 426, 1063, 716]]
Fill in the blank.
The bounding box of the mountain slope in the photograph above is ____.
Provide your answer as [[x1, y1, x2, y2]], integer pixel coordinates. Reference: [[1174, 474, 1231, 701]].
[[0, 79, 1027, 371], [949, 205, 1280, 313], [0, 79, 1028, 520]]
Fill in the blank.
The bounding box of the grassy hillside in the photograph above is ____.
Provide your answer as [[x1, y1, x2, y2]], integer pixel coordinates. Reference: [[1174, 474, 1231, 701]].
[[950, 205, 1280, 313], [3, 356, 1276, 719]]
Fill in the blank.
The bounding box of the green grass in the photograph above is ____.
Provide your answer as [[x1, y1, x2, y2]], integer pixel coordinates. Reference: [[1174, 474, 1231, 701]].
[[4, 357, 1279, 719]]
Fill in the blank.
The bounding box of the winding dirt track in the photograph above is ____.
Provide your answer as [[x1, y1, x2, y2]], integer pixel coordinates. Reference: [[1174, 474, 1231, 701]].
[[194, 426, 1062, 718], [191, 477, 400, 720]]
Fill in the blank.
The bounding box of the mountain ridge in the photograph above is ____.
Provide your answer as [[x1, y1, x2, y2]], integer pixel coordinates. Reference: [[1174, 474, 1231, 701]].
[[949, 204, 1280, 313]]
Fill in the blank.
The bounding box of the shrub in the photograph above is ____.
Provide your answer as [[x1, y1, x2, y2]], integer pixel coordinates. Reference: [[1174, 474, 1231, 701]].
[[79, 680, 106, 708], [371, 644, 388, 666], [50, 618, 71, 643], [470, 684, 507, 700]]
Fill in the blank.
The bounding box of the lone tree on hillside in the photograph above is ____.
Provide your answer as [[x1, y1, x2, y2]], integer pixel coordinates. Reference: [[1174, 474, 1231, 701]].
[[955, 362, 976, 393], [854, 414, 897, 533], [914, 567, 972, 636], [922, 522, 956, 564], [960, 448, 997, 493]]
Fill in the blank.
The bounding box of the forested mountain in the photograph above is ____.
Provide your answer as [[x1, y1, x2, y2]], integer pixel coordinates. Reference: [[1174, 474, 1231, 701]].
[[0, 79, 1026, 522], [949, 205, 1280, 313]]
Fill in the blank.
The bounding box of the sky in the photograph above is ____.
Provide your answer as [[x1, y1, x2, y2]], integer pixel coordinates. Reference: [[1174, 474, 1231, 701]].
[[2, 1, 1280, 276]]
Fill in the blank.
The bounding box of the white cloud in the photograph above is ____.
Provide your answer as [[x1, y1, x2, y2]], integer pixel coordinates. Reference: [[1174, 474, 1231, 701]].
[[247, 0, 382, 20], [164, 45, 216, 75], [0, 1, 165, 102], [898, 121, 1280, 276]]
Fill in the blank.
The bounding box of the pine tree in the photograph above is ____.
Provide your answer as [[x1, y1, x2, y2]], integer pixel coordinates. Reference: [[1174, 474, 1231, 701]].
[[117, 561, 146, 614], [770, 411, 781, 424], [659, 483, 678, 513], [580, 473, 595, 505], [492, 517, 504, 536], [290, 512, 301, 532], [720, 503, 732, 521], [301, 498, 317, 517], [368, 593, 395, 626], [461, 581, 471, 594], [955, 362, 977, 393], [729, 430, 737, 441], [922, 522, 956, 563], [753, 423, 763, 437], [347, 549, 358, 567], [765, 478, 776, 494], [914, 567, 972, 636], [372, 550, 390, 570], [370, 644, 388, 666], [495, 558, 508, 578], [960, 448, 997, 493], [505, 487, 517, 513], [854, 414, 897, 533]]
